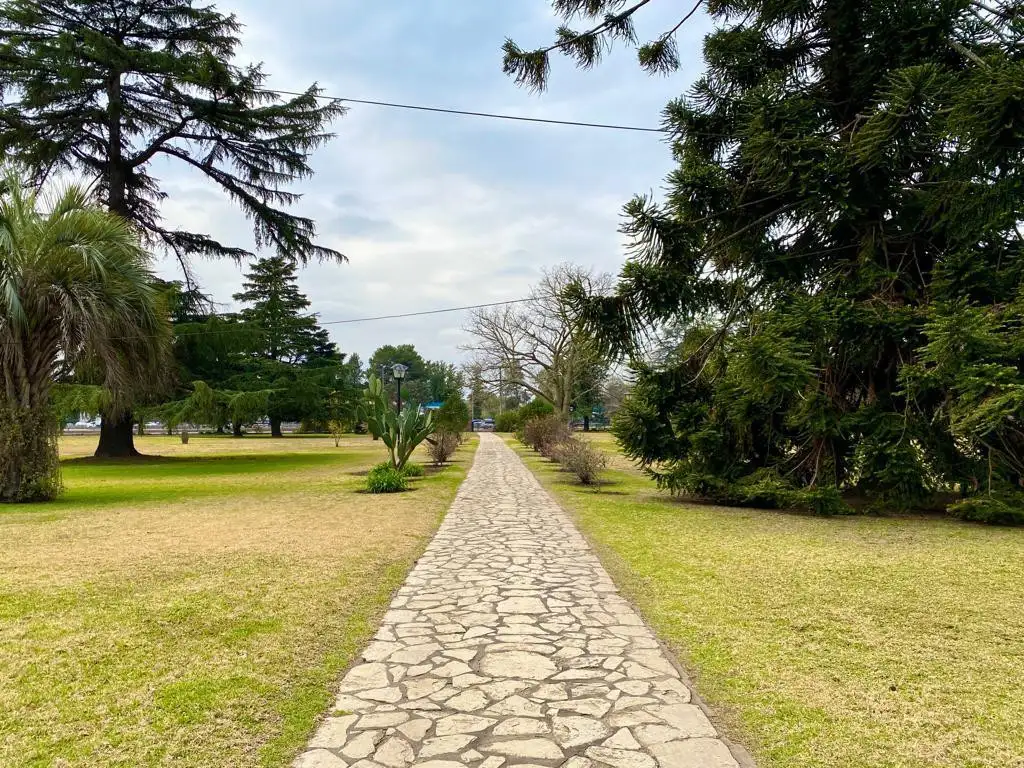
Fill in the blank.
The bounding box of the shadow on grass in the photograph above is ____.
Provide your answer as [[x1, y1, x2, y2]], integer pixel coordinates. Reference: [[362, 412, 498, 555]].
[[64, 451, 340, 476], [1, 453, 350, 515]]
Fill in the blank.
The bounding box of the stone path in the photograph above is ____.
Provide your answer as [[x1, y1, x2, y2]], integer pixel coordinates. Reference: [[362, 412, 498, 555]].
[[294, 433, 743, 768]]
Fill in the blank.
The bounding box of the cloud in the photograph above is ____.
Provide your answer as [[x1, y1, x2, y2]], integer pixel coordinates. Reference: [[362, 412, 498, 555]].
[[152, 1, 706, 363], [332, 214, 406, 240]]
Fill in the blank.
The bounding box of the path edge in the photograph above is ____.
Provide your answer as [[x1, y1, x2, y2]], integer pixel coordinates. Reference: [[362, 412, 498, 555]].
[[497, 433, 758, 768]]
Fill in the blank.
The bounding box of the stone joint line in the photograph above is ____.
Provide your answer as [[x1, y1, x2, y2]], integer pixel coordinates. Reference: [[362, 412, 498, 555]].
[[295, 433, 740, 768]]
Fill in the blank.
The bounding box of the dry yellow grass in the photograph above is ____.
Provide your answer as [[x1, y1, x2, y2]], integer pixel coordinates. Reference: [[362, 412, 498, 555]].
[[512, 433, 1024, 768], [0, 434, 477, 768]]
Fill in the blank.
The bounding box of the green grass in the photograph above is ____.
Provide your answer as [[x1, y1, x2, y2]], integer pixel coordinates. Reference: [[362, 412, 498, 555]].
[[0, 434, 478, 768], [509, 433, 1024, 768]]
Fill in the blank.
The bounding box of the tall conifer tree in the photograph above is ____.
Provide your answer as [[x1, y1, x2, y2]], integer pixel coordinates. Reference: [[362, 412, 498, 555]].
[[508, 1, 1024, 518], [0, 0, 346, 455], [233, 255, 339, 437]]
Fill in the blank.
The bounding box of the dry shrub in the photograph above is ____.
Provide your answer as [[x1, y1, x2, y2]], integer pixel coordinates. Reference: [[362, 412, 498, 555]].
[[426, 431, 460, 465], [553, 437, 608, 485], [522, 415, 571, 458]]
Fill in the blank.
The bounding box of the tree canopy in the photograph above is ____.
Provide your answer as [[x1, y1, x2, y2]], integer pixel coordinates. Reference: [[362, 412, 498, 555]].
[[367, 344, 461, 408], [0, 0, 345, 268], [503, 0, 703, 90], [512, 1, 1024, 521], [144, 257, 361, 438], [234, 256, 335, 366]]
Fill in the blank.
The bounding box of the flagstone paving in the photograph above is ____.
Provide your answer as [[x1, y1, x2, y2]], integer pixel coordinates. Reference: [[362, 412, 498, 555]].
[[294, 432, 743, 768]]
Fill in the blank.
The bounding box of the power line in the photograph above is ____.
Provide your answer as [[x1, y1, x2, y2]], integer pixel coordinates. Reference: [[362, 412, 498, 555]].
[[268, 89, 671, 134], [151, 297, 534, 342], [0, 298, 534, 347], [318, 298, 532, 327], [0, 49, 668, 133], [162, 298, 532, 340]]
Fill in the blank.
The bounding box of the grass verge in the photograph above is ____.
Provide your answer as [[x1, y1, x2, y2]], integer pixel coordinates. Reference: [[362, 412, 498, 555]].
[[508, 432, 1024, 768], [0, 434, 477, 768]]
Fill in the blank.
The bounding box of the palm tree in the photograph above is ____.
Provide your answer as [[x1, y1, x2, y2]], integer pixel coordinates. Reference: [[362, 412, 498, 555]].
[[0, 170, 168, 502]]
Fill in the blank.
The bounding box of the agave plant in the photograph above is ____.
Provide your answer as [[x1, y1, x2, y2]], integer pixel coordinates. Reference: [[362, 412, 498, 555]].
[[361, 374, 433, 470], [0, 170, 167, 502]]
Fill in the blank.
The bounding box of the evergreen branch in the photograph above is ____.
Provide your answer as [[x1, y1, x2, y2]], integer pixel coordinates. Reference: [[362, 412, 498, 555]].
[[638, 0, 702, 75], [503, 0, 657, 90], [126, 115, 193, 167]]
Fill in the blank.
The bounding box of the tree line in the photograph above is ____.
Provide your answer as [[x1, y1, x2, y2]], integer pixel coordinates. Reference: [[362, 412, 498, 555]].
[[124, 257, 466, 439], [1, 201, 466, 501]]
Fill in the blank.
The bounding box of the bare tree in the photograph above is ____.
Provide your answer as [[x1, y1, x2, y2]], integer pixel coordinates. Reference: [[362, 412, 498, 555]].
[[601, 376, 632, 419], [463, 265, 612, 418]]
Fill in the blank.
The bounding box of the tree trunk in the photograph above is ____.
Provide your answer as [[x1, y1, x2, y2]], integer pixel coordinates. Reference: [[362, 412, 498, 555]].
[[583, 415, 590, 432], [232, 421, 244, 438], [1, 403, 61, 502], [93, 73, 142, 462], [270, 417, 283, 438], [95, 412, 140, 458]]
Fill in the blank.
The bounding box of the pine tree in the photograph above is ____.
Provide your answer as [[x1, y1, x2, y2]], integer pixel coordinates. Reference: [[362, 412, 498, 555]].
[[234, 256, 333, 366], [0, 0, 346, 456], [233, 255, 339, 437], [510, 1, 1024, 519]]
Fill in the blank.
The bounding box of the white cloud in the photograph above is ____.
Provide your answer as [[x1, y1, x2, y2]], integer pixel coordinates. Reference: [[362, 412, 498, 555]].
[[152, 1, 706, 363]]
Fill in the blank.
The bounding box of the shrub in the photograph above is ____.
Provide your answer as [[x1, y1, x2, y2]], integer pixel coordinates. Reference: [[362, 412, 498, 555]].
[[495, 399, 555, 433], [553, 437, 608, 485], [402, 462, 425, 478], [494, 411, 515, 434], [650, 465, 853, 516], [948, 495, 1024, 525], [523, 414, 571, 458], [426, 431, 460, 465], [328, 419, 345, 447], [366, 462, 408, 493]]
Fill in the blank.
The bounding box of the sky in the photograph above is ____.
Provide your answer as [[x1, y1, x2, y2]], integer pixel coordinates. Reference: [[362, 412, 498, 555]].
[[153, 1, 714, 364]]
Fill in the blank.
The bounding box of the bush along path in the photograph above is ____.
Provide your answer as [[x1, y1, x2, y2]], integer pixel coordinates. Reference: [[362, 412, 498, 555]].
[[293, 433, 746, 768]]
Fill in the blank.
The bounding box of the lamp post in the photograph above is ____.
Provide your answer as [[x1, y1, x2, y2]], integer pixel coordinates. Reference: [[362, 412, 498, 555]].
[[392, 363, 408, 414]]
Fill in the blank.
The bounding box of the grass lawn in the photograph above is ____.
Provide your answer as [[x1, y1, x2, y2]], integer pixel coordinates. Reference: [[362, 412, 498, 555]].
[[508, 432, 1024, 768], [0, 433, 477, 768]]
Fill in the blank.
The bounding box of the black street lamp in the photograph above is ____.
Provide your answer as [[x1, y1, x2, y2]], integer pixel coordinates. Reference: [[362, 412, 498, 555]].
[[392, 363, 408, 414]]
